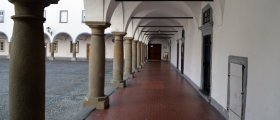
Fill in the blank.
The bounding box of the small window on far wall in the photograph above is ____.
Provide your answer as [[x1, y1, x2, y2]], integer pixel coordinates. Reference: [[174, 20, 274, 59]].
[[0, 41, 5, 51], [0, 10, 4, 23], [82, 10, 85, 23], [59, 10, 68, 23]]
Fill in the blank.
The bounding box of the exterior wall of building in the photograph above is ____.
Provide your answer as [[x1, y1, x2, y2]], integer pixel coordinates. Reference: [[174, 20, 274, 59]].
[[0, 0, 113, 59]]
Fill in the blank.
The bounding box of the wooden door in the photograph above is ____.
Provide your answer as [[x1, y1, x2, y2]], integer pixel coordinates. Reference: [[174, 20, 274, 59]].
[[148, 44, 161, 60], [86, 44, 90, 60]]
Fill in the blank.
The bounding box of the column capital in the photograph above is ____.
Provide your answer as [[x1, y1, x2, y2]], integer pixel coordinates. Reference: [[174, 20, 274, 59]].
[[124, 37, 134, 40], [9, 0, 59, 7], [85, 21, 111, 29], [124, 37, 133, 44], [112, 32, 126, 37]]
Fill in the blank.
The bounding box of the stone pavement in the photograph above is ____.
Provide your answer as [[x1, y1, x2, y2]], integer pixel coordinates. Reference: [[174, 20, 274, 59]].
[[0, 59, 115, 120]]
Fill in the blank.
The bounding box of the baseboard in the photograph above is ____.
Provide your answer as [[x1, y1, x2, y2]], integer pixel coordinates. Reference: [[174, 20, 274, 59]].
[[210, 97, 228, 119], [169, 62, 227, 119]]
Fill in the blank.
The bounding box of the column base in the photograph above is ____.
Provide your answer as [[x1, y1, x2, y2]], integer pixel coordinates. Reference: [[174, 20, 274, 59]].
[[71, 57, 77, 61], [49, 57, 55, 61], [111, 80, 126, 88], [124, 73, 133, 80], [83, 96, 109, 109]]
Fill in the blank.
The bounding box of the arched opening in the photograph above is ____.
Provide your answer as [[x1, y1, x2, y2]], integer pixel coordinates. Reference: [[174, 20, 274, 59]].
[[76, 33, 91, 60], [0, 32, 9, 58], [52, 32, 73, 60], [44, 33, 51, 58]]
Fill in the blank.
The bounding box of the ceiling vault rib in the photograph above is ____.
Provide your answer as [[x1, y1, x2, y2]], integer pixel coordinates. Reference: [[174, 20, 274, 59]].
[[138, 26, 183, 27], [131, 17, 193, 19], [141, 30, 178, 32]]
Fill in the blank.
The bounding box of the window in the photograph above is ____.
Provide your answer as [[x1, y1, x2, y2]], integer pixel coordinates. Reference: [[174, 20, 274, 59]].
[[0, 41, 4, 51], [59, 10, 68, 23], [70, 41, 79, 53], [0, 10, 4, 23], [82, 10, 85, 23], [202, 8, 211, 25]]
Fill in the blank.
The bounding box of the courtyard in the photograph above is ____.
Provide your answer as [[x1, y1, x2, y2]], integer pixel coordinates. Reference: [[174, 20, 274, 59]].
[[0, 59, 115, 120]]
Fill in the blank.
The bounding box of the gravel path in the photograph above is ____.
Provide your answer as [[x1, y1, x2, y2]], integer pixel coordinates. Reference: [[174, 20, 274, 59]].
[[0, 59, 115, 120]]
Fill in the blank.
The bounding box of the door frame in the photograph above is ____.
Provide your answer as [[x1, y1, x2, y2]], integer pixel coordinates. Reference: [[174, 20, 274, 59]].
[[227, 56, 248, 120], [180, 40, 185, 74]]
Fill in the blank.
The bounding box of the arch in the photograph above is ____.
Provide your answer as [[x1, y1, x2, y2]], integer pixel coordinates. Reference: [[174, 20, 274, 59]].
[[53, 32, 73, 42], [0, 32, 10, 56], [75, 32, 91, 42], [52, 32, 73, 58], [0, 31, 9, 41], [75, 32, 91, 59]]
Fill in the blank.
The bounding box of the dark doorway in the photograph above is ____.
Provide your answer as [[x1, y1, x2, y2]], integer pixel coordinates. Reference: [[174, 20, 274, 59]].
[[202, 35, 212, 96], [181, 29, 185, 74], [181, 41, 184, 74], [177, 42, 179, 69], [148, 44, 161, 60]]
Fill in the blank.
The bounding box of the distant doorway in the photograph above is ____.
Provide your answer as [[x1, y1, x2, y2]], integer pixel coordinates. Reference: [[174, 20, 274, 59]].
[[148, 44, 161, 60], [86, 44, 90, 60], [201, 35, 212, 96], [228, 56, 248, 120], [181, 29, 185, 74]]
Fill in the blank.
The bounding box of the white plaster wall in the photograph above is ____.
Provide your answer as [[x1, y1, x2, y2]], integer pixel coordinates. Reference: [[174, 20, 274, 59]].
[[0, 0, 13, 42], [105, 38, 114, 59], [54, 40, 72, 58], [44, 0, 90, 42], [76, 39, 90, 59], [45, 42, 51, 57], [210, 0, 280, 119], [170, 1, 280, 119], [183, 20, 202, 88]]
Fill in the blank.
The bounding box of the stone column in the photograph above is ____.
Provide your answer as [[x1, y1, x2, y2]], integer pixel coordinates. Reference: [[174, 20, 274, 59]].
[[132, 40, 137, 73], [111, 32, 126, 88], [7, 42, 11, 59], [71, 42, 77, 61], [84, 21, 110, 109], [49, 42, 55, 60], [124, 37, 133, 79], [136, 41, 141, 69], [141, 42, 144, 67], [8, 1, 57, 120]]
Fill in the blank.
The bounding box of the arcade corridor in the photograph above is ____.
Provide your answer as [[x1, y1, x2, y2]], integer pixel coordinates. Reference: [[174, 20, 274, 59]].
[[86, 61, 224, 120]]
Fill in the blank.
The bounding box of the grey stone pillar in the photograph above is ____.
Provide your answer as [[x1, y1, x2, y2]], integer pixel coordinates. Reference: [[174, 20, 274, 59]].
[[84, 21, 110, 109], [132, 40, 137, 73], [8, 1, 58, 120], [141, 42, 144, 65], [111, 32, 126, 88], [49, 42, 55, 60], [136, 41, 141, 69], [124, 37, 133, 79], [71, 42, 77, 61]]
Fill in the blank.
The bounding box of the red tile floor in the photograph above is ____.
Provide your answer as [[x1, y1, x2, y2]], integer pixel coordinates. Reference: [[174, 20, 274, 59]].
[[86, 61, 225, 120]]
